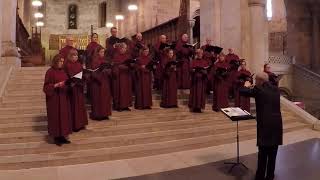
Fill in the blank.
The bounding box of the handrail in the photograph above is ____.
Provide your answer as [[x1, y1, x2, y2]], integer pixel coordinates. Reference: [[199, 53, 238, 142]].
[[293, 63, 320, 80], [280, 97, 319, 129]]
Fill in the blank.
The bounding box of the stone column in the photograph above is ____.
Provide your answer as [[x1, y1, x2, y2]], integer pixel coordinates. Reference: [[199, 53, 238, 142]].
[[1, 0, 21, 67], [0, 0, 2, 62], [248, 0, 268, 74], [311, 5, 320, 70], [200, 0, 221, 46]]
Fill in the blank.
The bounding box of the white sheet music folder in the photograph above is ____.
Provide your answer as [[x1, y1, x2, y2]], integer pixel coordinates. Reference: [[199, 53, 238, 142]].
[[73, 71, 83, 79], [221, 107, 254, 121]]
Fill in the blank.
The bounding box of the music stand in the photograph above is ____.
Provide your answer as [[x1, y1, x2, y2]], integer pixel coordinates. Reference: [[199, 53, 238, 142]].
[[221, 107, 255, 173]]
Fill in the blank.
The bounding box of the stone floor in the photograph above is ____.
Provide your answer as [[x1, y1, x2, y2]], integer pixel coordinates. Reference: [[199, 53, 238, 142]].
[[119, 138, 320, 180], [0, 128, 319, 180]]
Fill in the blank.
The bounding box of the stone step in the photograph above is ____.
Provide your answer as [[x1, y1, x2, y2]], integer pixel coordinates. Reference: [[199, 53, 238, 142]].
[[0, 121, 305, 159], [0, 122, 308, 170], [8, 79, 44, 85], [5, 84, 42, 91], [0, 106, 46, 115], [0, 120, 259, 155], [0, 113, 298, 145], [0, 112, 226, 136], [7, 81, 44, 86]]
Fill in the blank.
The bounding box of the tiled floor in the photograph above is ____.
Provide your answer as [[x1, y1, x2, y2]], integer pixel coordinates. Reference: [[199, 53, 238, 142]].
[[0, 128, 319, 180]]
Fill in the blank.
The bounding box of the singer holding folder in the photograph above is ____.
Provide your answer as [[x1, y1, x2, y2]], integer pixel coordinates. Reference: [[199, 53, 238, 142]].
[[239, 72, 283, 180], [43, 55, 72, 146], [87, 46, 112, 120], [64, 49, 88, 132]]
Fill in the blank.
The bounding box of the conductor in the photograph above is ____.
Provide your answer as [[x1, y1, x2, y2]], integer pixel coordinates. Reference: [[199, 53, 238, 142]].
[[239, 72, 283, 180]]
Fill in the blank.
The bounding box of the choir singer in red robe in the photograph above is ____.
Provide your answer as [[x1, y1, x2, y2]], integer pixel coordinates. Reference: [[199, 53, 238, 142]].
[[111, 43, 133, 111], [160, 49, 178, 108], [43, 54, 72, 146], [188, 49, 209, 113], [64, 49, 88, 132], [212, 54, 230, 112], [153, 35, 167, 90], [60, 36, 77, 60], [88, 46, 112, 120], [85, 33, 100, 66], [135, 47, 153, 109], [234, 61, 252, 112], [175, 34, 193, 89]]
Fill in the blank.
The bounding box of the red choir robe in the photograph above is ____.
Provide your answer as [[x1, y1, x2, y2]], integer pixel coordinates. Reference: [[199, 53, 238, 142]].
[[201, 45, 216, 93], [43, 68, 72, 138], [225, 53, 240, 64], [188, 58, 209, 111], [64, 60, 88, 131], [135, 54, 153, 109], [111, 52, 133, 110], [85, 42, 100, 65], [153, 42, 166, 90], [227, 58, 241, 98], [175, 40, 193, 89], [212, 61, 230, 111], [59, 45, 76, 60], [88, 56, 112, 120], [234, 69, 252, 112], [160, 57, 178, 108], [105, 36, 118, 60], [131, 40, 145, 59]]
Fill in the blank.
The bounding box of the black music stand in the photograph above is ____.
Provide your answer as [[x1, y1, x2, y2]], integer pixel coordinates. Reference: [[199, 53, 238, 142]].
[[221, 108, 255, 173]]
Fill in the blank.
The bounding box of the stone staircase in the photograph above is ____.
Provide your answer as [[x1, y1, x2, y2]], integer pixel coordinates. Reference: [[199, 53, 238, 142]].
[[0, 67, 311, 170]]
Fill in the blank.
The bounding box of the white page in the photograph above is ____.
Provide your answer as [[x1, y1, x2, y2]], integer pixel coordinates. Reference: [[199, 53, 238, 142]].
[[221, 107, 250, 117], [73, 71, 83, 79]]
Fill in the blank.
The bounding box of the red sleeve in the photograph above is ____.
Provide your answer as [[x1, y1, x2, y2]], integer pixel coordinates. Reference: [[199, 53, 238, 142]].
[[43, 69, 55, 97]]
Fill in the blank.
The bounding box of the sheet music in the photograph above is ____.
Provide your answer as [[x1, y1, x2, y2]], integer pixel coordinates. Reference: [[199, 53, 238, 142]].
[[73, 71, 83, 79], [221, 107, 250, 117]]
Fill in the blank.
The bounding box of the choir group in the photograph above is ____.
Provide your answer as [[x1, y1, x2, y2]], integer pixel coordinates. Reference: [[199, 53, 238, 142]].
[[43, 27, 278, 146]]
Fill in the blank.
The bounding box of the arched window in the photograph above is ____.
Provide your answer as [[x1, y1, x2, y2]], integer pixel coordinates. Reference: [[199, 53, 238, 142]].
[[99, 2, 107, 27], [267, 0, 273, 20]]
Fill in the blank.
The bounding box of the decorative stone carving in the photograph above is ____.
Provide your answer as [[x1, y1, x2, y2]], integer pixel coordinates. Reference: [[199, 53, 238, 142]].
[[268, 55, 294, 65]]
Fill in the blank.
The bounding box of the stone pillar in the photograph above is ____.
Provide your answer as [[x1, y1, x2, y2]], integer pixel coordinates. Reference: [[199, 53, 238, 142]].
[[200, 0, 221, 46], [0, 0, 2, 62], [248, 0, 268, 74], [1, 0, 21, 67], [311, 5, 320, 70]]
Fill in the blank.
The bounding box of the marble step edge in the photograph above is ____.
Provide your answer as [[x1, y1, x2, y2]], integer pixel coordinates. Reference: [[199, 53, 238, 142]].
[[0, 112, 222, 128], [0, 122, 260, 155], [0, 118, 302, 146], [0, 121, 306, 156], [0, 124, 308, 170], [0, 115, 297, 134], [0, 117, 234, 138]]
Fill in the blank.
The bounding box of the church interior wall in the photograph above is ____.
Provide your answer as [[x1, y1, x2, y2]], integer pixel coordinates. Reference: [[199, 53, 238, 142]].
[[284, 0, 313, 67]]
